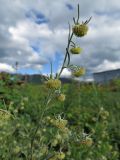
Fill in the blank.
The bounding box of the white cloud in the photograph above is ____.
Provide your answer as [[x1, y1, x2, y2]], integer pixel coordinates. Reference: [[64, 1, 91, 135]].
[[60, 68, 71, 78], [93, 60, 120, 72], [0, 63, 15, 73]]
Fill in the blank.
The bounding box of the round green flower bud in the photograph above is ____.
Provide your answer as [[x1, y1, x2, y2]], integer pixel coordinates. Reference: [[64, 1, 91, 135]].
[[72, 24, 88, 37], [72, 67, 85, 77], [0, 111, 11, 121], [70, 47, 82, 54], [101, 111, 109, 118], [81, 137, 93, 147], [85, 137, 93, 147], [57, 94, 66, 102], [51, 139, 58, 147], [55, 134, 62, 141], [57, 152, 65, 159], [45, 79, 61, 89]]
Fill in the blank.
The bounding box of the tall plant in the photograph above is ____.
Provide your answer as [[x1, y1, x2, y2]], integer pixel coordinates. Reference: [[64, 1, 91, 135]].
[[29, 4, 91, 160]]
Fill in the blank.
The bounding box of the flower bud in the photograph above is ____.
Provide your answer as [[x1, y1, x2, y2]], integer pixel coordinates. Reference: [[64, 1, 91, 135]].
[[45, 79, 61, 90], [81, 137, 93, 147], [70, 47, 82, 54], [57, 94, 66, 102], [72, 24, 88, 37], [72, 67, 85, 77], [57, 152, 65, 159]]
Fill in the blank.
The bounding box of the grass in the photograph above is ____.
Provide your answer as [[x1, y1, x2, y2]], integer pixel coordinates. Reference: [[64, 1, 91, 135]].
[[0, 81, 120, 159]]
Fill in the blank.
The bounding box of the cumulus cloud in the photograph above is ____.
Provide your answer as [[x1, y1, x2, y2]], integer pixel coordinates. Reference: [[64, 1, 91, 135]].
[[61, 68, 71, 78], [0, 63, 15, 73], [0, 0, 120, 79], [93, 60, 120, 72]]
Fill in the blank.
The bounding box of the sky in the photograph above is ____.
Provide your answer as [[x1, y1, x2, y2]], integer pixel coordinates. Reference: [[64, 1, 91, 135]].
[[0, 0, 120, 80]]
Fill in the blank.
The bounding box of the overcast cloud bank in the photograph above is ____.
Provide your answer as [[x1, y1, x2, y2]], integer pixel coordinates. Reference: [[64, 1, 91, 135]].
[[0, 0, 120, 79]]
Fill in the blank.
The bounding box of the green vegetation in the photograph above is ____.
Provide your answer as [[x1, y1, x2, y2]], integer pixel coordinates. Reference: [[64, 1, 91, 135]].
[[0, 76, 120, 159]]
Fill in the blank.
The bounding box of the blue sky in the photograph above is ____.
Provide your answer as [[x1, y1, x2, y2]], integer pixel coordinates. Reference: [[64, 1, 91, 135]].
[[0, 0, 120, 80]]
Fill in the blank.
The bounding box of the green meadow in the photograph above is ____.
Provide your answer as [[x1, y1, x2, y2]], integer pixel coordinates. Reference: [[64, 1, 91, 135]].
[[0, 77, 120, 160]]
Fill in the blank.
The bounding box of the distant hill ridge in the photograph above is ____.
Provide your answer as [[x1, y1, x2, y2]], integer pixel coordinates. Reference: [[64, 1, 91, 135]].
[[0, 72, 72, 84]]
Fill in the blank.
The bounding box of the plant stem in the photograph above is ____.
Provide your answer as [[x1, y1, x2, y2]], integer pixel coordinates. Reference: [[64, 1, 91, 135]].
[[30, 91, 53, 160], [58, 32, 73, 78], [77, 4, 80, 24], [50, 61, 53, 78]]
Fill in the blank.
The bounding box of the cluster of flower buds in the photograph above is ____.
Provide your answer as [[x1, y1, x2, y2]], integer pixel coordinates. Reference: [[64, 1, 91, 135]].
[[51, 134, 62, 147], [81, 137, 93, 147], [99, 107, 109, 120], [70, 46, 82, 54], [68, 65, 86, 78], [47, 115, 70, 136], [56, 93, 66, 102], [50, 117, 68, 130], [72, 23, 88, 37], [45, 79, 61, 90], [72, 67, 85, 77], [66, 8, 91, 78], [0, 109, 11, 121]]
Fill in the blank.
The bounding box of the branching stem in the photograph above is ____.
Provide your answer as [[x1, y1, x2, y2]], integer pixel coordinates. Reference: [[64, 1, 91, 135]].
[[58, 32, 73, 78]]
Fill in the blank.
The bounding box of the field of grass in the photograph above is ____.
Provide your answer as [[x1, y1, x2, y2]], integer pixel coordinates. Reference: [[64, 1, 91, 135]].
[[0, 77, 120, 160]]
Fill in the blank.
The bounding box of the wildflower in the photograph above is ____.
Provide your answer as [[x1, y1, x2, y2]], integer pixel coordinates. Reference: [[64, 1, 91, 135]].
[[72, 24, 88, 37], [100, 110, 109, 120], [72, 67, 85, 77], [51, 139, 59, 147], [52, 119, 68, 130], [50, 116, 70, 135], [0, 110, 11, 121], [45, 79, 61, 89], [55, 134, 62, 141], [70, 47, 82, 54], [85, 137, 93, 147], [81, 137, 93, 147], [57, 94, 66, 102], [56, 152, 65, 159]]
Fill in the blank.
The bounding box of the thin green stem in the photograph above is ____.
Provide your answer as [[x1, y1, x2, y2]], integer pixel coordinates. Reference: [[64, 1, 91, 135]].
[[66, 48, 70, 66], [30, 91, 53, 160], [58, 32, 73, 78], [77, 4, 80, 24], [50, 61, 53, 79], [71, 40, 76, 46], [68, 22, 71, 41], [73, 17, 76, 24]]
